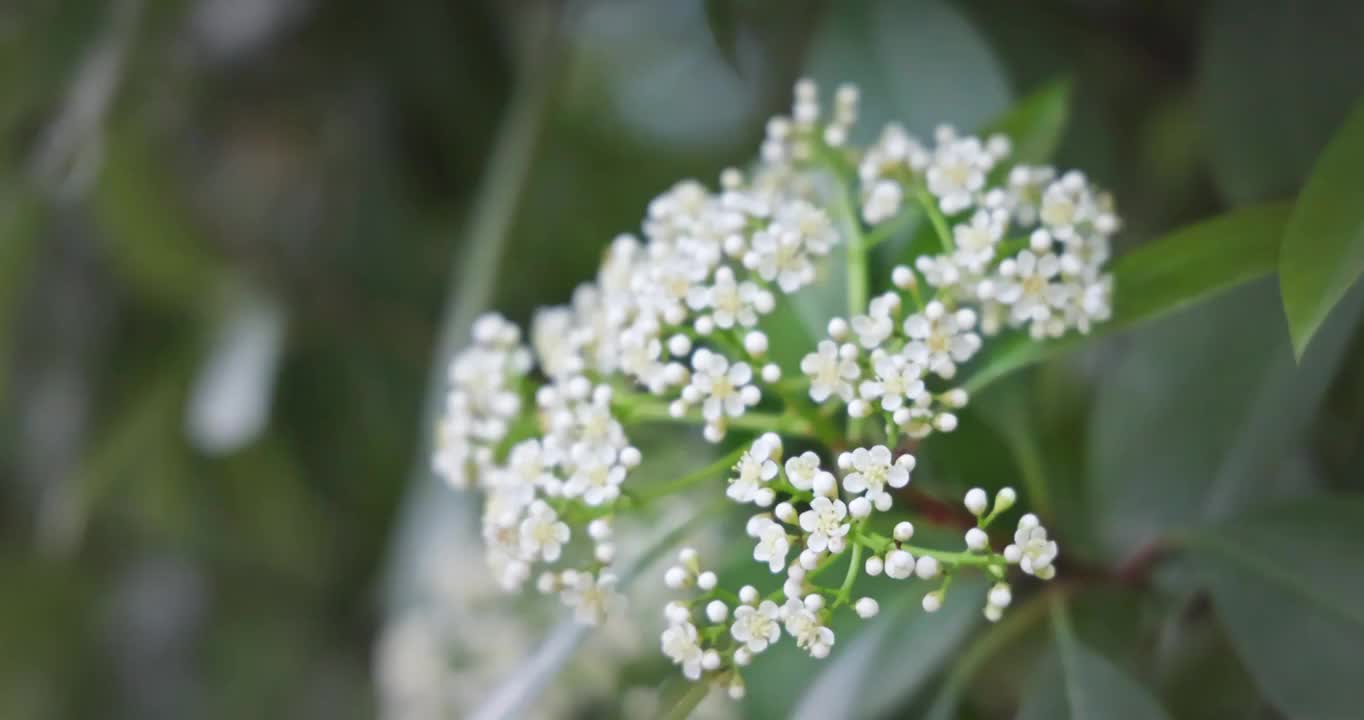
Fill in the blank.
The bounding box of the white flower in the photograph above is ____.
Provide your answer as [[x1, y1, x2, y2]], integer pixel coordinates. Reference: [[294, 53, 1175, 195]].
[[781, 600, 835, 658], [952, 209, 1006, 272], [801, 340, 859, 403], [784, 451, 821, 491], [799, 496, 850, 553], [858, 350, 925, 411], [996, 250, 1067, 338], [731, 600, 782, 653], [746, 225, 815, 293], [687, 266, 769, 329], [1004, 514, 1058, 579], [661, 622, 705, 680], [563, 445, 626, 507], [903, 301, 982, 379], [560, 571, 624, 625], [729, 440, 780, 503], [519, 501, 570, 562], [686, 350, 759, 424], [754, 523, 791, 573], [862, 179, 903, 224], [841, 445, 910, 504], [925, 126, 996, 214]]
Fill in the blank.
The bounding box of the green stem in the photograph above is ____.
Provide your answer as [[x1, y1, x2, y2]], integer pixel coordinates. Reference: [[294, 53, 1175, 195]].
[[915, 186, 955, 253], [834, 538, 864, 606], [616, 394, 815, 439], [857, 530, 1004, 569], [631, 445, 748, 505]]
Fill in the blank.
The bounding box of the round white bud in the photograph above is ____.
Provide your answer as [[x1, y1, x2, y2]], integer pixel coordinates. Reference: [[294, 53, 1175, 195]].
[[667, 334, 691, 357], [697, 571, 718, 591], [588, 518, 612, 541], [988, 584, 1012, 609], [965, 527, 990, 551], [934, 413, 959, 432], [848, 399, 871, 418], [702, 649, 722, 670], [804, 594, 825, 611], [828, 317, 849, 340], [984, 604, 1003, 623], [754, 488, 776, 507], [812, 472, 836, 497], [620, 446, 642, 468], [665, 601, 691, 624], [744, 331, 769, 357], [995, 487, 1017, 511], [762, 363, 781, 383], [706, 600, 729, 624], [594, 543, 616, 563], [1004, 545, 1022, 563], [915, 555, 941, 579], [728, 677, 747, 700], [886, 550, 915, 580], [893, 521, 914, 542], [679, 547, 699, 566], [848, 496, 872, 519], [922, 592, 943, 613], [865, 555, 884, 576], [854, 597, 880, 619], [965, 488, 989, 516], [799, 549, 820, 570], [664, 566, 688, 589], [775, 502, 797, 524], [739, 585, 759, 604], [892, 265, 916, 289], [734, 647, 752, 667], [694, 316, 715, 335]]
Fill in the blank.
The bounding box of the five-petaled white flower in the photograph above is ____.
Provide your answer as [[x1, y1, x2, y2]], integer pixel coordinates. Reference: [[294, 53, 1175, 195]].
[[799, 496, 850, 553], [858, 350, 925, 411], [729, 439, 780, 503], [687, 350, 760, 422], [903, 301, 982, 379], [754, 523, 791, 573], [781, 600, 835, 658], [519, 500, 570, 562], [661, 622, 705, 680], [841, 445, 911, 506], [731, 600, 782, 653], [560, 571, 624, 625], [801, 340, 859, 403], [784, 451, 822, 491]]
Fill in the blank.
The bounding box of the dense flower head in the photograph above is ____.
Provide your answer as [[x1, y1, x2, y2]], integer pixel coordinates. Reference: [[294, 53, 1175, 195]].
[[433, 77, 1094, 699]]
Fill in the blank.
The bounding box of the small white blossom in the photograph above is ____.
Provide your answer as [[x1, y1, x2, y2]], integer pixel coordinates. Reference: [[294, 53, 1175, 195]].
[[519, 501, 570, 562], [781, 599, 835, 658], [801, 340, 860, 403], [560, 571, 623, 625], [903, 301, 982, 379], [798, 496, 850, 553], [1005, 513, 1058, 579], [731, 600, 782, 653], [841, 445, 911, 505], [754, 523, 791, 573], [858, 351, 925, 411], [661, 622, 705, 680]]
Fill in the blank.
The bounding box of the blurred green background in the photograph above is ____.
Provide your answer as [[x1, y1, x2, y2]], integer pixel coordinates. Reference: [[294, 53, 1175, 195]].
[[3, 1, 1363, 718]]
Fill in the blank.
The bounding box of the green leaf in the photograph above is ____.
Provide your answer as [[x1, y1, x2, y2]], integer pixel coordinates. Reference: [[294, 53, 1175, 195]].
[[980, 78, 1072, 169], [790, 579, 982, 720], [1188, 497, 1364, 720], [703, 0, 741, 72], [1017, 600, 1171, 720], [965, 201, 1294, 394], [1279, 95, 1364, 359], [1199, 0, 1364, 205]]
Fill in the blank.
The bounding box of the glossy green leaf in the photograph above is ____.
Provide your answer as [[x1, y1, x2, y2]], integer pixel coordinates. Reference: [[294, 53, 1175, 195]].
[[980, 77, 1072, 169], [965, 201, 1293, 394], [1279, 95, 1364, 359], [1016, 600, 1171, 720], [1188, 497, 1364, 720]]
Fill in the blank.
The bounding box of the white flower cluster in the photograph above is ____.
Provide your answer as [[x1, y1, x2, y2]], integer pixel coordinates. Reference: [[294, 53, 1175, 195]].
[[527, 172, 840, 442], [430, 77, 1088, 697], [432, 314, 531, 488], [804, 296, 976, 439], [854, 121, 1118, 340]]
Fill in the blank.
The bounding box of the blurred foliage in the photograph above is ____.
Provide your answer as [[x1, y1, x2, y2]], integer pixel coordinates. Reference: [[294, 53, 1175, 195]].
[[2, 0, 1364, 719]]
